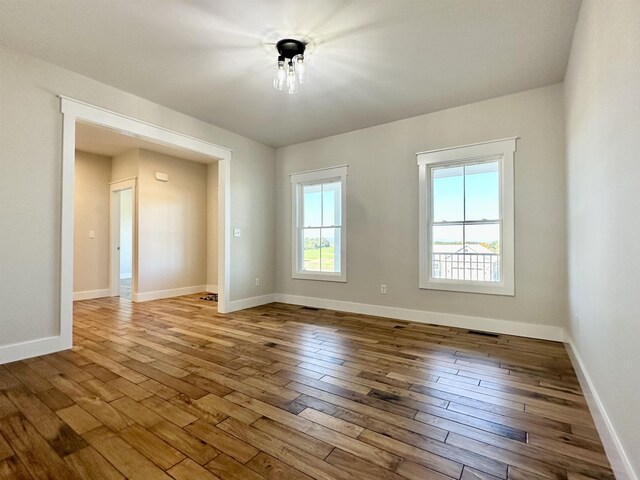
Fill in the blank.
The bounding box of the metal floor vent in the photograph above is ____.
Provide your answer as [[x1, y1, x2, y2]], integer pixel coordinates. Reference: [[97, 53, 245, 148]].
[[468, 330, 500, 337], [301, 306, 320, 311]]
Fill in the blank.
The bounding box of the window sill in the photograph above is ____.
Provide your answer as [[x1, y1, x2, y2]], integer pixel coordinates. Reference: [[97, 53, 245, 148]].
[[292, 272, 347, 283], [419, 280, 514, 296]]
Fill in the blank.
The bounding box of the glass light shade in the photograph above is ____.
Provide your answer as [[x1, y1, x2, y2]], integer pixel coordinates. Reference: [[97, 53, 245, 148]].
[[286, 62, 298, 94], [273, 60, 286, 90], [294, 54, 306, 83]]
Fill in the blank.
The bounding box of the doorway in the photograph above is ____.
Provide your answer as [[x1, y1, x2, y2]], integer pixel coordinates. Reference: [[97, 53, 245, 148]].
[[59, 96, 232, 353], [110, 180, 135, 299]]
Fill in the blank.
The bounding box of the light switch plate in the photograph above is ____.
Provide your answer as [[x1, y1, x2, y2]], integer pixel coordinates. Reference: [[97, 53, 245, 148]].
[[233, 228, 241, 238]]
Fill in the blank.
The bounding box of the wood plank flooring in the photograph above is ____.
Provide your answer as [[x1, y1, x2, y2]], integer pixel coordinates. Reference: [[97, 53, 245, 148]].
[[0, 295, 615, 480]]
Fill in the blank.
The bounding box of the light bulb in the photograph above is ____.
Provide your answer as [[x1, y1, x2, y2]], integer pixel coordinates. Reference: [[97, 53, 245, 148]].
[[273, 60, 286, 91], [286, 62, 298, 94], [294, 54, 306, 83]]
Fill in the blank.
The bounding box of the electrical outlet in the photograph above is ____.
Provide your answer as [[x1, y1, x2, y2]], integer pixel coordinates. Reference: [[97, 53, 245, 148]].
[[255, 278, 260, 287], [380, 284, 387, 294]]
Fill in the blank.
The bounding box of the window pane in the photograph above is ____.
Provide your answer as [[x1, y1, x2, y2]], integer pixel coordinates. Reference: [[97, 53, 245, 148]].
[[322, 181, 341, 227], [465, 161, 499, 221], [431, 225, 463, 279], [320, 228, 339, 272], [464, 223, 500, 282], [302, 228, 321, 271], [433, 166, 463, 222], [303, 184, 322, 227]]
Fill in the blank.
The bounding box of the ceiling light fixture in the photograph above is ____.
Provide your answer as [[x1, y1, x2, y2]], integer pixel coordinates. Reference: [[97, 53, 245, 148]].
[[273, 38, 306, 94]]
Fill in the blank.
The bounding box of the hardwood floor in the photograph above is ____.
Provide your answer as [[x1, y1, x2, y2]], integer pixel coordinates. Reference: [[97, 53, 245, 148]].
[[0, 295, 614, 480]]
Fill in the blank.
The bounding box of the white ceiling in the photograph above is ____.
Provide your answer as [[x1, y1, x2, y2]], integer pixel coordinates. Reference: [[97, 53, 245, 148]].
[[0, 0, 581, 147]]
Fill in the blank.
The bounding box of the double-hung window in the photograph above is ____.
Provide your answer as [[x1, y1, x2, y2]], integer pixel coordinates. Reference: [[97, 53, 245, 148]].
[[417, 138, 516, 295], [291, 165, 347, 282]]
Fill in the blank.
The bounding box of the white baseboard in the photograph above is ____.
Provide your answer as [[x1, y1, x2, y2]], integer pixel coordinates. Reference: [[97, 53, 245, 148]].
[[133, 285, 206, 303], [0, 335, 72, 365], [205, 284, 218, 294], [565, 338, 638, 480], [226, 294, 276, 313], [73, 289, 111, 301], [273, 294, 565, 341]]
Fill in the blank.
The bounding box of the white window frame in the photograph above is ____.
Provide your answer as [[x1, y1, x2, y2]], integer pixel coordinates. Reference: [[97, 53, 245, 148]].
[[417, 138, 517, 295], [291, 165, 347, 282]]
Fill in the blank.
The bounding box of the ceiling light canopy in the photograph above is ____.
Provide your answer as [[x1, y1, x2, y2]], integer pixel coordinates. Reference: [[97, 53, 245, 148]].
[[273, 38, 306, 95]]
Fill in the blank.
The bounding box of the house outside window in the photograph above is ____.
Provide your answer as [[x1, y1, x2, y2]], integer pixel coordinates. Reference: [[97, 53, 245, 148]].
[[417, 138, 517, 295], [291, 165, 347, 282]]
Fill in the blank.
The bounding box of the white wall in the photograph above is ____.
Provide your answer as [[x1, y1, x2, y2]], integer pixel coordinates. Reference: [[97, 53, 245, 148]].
[[137, 149, 207, 293], [112, 148, 139, 182], [564, 1, 640, 477], [73, 150, 111, 294], [119, 188, 133, 279], [276, 84, 568, 334], [0, 45, 276, 353], [77, 146, 214, 297]]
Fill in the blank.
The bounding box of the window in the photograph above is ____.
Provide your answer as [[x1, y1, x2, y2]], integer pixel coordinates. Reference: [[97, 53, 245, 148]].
[[417, 138, 516, 295], [291, 165, 347, 282]]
